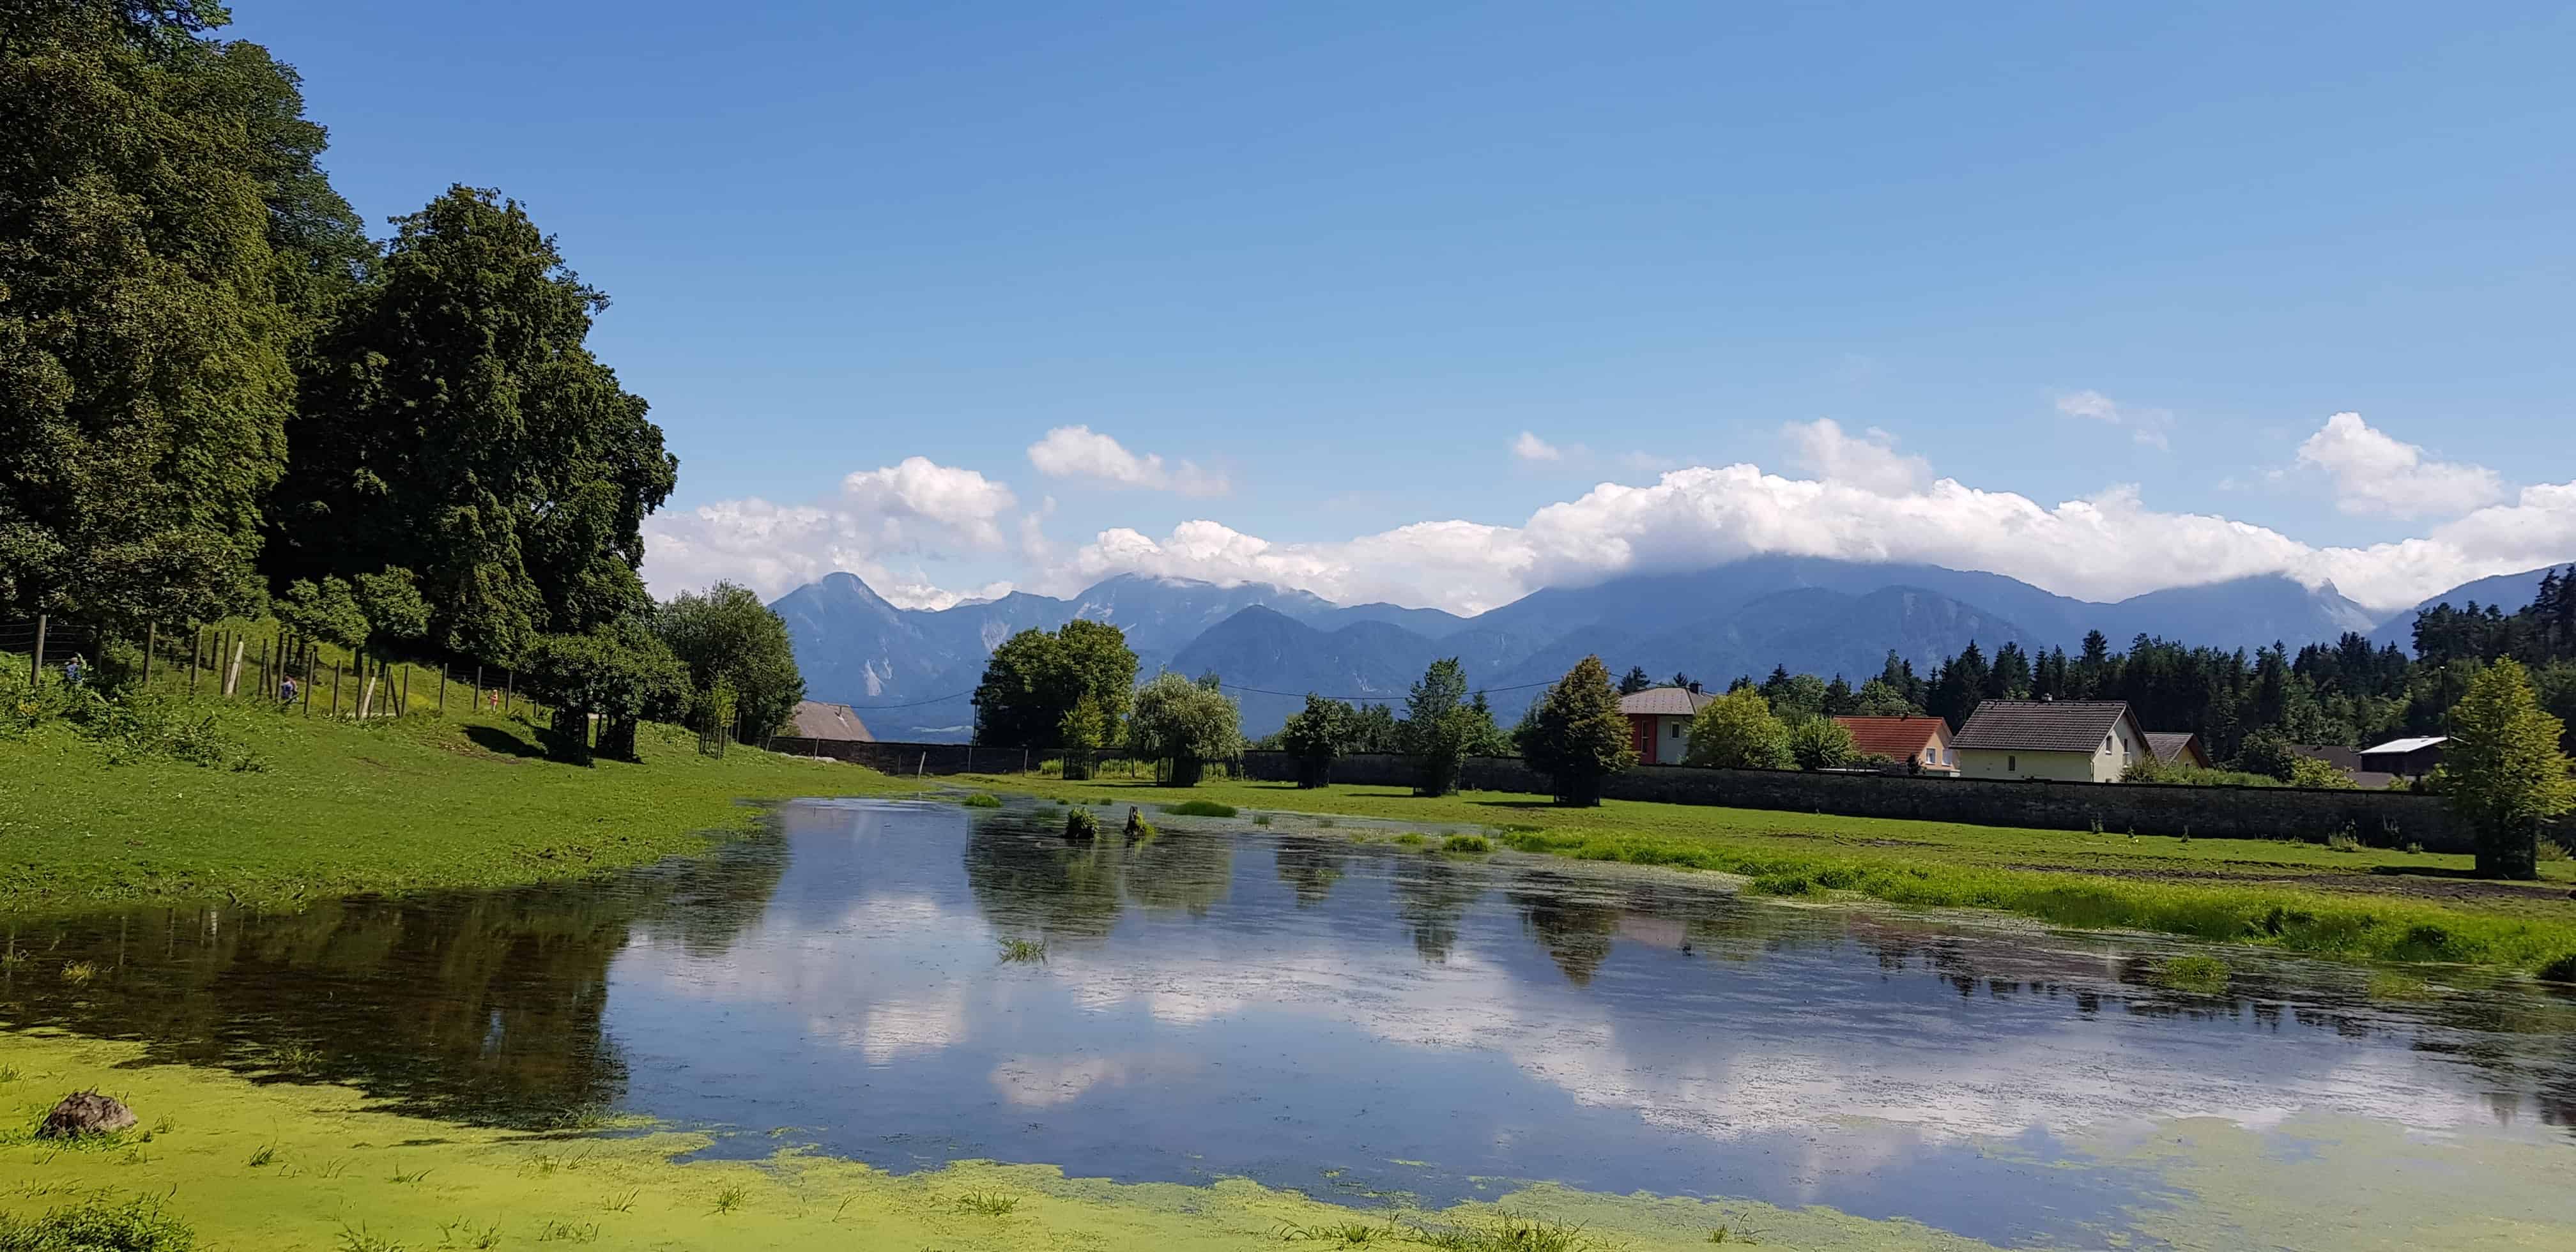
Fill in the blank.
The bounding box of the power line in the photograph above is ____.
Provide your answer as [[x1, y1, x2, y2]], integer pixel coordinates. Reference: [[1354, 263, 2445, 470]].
[[834, 675, 1556, 711]]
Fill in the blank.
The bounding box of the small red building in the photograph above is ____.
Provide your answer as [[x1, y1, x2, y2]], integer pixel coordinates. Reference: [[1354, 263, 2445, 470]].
[[1619, 687, 1716, 764]]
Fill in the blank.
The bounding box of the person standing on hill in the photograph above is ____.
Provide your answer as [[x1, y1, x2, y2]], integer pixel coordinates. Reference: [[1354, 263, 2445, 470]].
[[280, 674, 300, 706], [62, 655, 84, 688]]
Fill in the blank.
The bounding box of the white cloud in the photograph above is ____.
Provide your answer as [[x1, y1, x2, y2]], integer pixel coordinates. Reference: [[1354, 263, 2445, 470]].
[[652, 412, 2573, 619], [2055, 389, 2174, 450], [1781, 418, 1930, 494], [1511, 431, 1563, 462], [640, 456, 1023, 606], [2293, 411, 2505, 519], [1026, 425, 1228, 497]]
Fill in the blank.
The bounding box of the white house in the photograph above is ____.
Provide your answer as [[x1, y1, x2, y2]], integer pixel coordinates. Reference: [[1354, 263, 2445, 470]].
[[1951, 699, 2152, 783], [1619, 687, 1715, 765]]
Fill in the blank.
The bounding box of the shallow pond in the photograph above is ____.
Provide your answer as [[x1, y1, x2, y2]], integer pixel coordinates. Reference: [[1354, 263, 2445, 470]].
[[6, 797, 2573, 1246]]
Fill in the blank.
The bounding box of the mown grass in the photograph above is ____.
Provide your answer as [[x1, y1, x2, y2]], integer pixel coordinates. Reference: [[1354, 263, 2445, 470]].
[[0, 692, 900, 915], [960, 775, 2576, 975]]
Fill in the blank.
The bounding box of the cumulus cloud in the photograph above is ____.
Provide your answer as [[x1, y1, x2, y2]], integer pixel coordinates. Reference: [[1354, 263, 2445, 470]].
[[2294, 411, 2505, 519], [1781, 418, 1930, 494], [652, 412, 2572, 619], [640, 456, 1023, 607], [1511, 431, 1563, 462], [2055, 389, 2174, 450], [1064, 417, 2576, 615], [1026, 425, 1227, 497]]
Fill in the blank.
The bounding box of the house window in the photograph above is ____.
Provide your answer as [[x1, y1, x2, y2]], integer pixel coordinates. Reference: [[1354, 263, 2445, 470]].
[[2103, 736, 2113, 752], [1671, 722, 1683, 740], [2007, 754, 2017, 772]]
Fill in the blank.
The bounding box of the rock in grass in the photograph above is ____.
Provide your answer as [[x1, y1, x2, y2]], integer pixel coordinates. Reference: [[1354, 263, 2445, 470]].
[[38, 1090, 137, 1138]]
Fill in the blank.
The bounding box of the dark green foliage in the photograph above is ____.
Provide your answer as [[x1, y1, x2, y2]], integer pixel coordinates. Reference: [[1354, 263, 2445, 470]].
[[1786, 716, 1858, 771], [972, 620, 1138, 755], [1278, 694, 1356, 787], [274, 577, 369, 651], [0, 1193, 196, 1251], [270, 186, 674, 660], [1402, 657, 1474, 797], [1521, 656, 1635, 806], [1127, 671, 1243, 786], [2445, 659, 2576, 880], [1616, 666, 1652, 695], [0, 1, 310, 627], [960, 792, 1003, 808], [521, 620, 687, 761], [1441, 833, 1492, 853], [1162, 799, 1236, 818], [656, 581, 805, 739], [1062, 807, 1100, 841]]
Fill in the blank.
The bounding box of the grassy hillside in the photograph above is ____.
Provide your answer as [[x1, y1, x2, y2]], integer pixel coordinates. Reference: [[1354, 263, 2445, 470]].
[[0, 690, 900, 915], [970, 773, 2576, 976]]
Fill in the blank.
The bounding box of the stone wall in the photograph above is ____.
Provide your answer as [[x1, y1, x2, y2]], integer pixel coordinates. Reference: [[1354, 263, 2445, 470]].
[[1236, 749, 2466, 852], [767, 737, 2464, 852]]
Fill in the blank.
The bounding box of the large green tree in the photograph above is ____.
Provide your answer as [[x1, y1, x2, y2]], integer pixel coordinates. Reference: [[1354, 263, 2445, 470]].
[[1522, 657, 1636, 806], [0, 1, 355, 627], [656, 581, 804, 740], [2444, 659, 2576, 880], [971, 620, 1138, 758], [521, 620, 687, 763], [1683, 687, 1792, 770], [1278, 694, 1356, 788], [1127, 672, 1244, 786], [1402, 657, 1474, 797], [269, 187, 673, 662]]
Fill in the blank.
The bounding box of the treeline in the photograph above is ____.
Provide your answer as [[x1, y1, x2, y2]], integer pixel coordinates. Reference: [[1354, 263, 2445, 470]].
[[1636, 567, 2576, 770], [0, 3, 800, 753]]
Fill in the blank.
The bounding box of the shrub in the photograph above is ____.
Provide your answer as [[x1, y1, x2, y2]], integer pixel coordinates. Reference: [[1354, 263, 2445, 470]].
[[1062, 809, 1100, 841], [960, 793, 1003, 808], [1441, 834, 1492, 853], [0, 1194, 197, 1251]]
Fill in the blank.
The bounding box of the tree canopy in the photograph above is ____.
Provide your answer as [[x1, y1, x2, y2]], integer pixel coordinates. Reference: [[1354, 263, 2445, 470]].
[[971, 620, 1138, 749], [657, 582, 805, 740], [1402, 657, 1475, 796], [1279, 694, 1356, 788], [1521, 657, 1636, 805], [1127, 672, 1245, 786], [2444, 659, 2576, 880], [1683, 687, 1791, 770]]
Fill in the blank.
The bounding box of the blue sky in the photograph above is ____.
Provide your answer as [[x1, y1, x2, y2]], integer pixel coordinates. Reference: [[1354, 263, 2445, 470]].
[[231, 1, 2576, 613]]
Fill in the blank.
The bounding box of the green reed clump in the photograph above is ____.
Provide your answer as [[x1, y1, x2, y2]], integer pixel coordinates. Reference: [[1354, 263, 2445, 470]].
[[1252, 814, 1275, 827], [997, 938, 1048, 963], [1391, 832, 1427, 847], [1441, 834, 1492, 853], [2154, 954, 2231, 995], [1162, 799, 1237, 818], [960, 792, 1004, 808], [954, 1191, 1020, 1216], [1063, 808, 1100, 841], [1278, 1219, 1402, 1244], [0, 1194, 196, 1252], [1409, 1214, 1595, 1251]]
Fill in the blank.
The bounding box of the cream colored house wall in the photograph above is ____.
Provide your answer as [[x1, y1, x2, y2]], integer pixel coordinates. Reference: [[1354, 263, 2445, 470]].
[[1653, 714, 1693, 762], [1959, 721, 2147, 784]]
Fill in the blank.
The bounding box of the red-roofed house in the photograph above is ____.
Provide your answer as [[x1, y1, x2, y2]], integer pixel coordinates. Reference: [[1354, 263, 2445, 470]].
[[1619, 687, 1716, 765], [1831, 715, 1958, 775]]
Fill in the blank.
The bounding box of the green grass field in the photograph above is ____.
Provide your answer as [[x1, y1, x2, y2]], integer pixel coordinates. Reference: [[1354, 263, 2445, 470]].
[[962, 772, 2576, 976], [0, 693, 899, 915]]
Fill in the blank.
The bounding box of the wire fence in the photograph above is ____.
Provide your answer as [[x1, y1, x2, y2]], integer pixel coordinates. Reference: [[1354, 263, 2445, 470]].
[[4, 615, 540, 727]]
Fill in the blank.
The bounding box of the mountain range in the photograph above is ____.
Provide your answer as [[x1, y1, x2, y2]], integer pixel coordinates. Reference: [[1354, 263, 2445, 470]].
[[770, 558, 2563, 742]]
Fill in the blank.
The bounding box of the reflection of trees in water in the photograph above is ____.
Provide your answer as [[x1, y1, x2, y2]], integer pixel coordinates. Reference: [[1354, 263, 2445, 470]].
[[1272, 837, 1346, 908], [961, 818, 1236, 936], [1507, 872, 1622, 985], [0, 836, 786, 1128], [1390, 857, 1485, 964]]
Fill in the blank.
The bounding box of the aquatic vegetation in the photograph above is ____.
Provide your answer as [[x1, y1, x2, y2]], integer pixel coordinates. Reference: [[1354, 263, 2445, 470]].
[[1064, 809, 1101, 841], [1441, 834, 1493, 853], [387, 1166, 432, 1184], [2541, 952, 2576, 982], [0, 1195, 195, 1251], [953, 1190, 1020, 1216], [599, 1187, 639, 1212], [710, 1183, 749, 1214], [2365, 970, 2432, 1000], [1409, 1214, 1596, 1251], [2155, 956, 2232, 995], [245, 1143, 277, 1168], [960, 792, 1004, 808], [1163, 800, 1238, 818], [533, 1219, 599, 1243], [1279, 1218, 1401, 1244], [1392, 832, 1427, 848], [1252, 814, 1275, 827], [436, 1216, 502, 1248], [997, 938, 1048, 963], [58, 961, 96, 986]]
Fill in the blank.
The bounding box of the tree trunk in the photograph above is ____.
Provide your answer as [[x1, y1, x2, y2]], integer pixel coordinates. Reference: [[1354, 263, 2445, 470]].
[[1168, 757, 1206, 788], [599, 716, 639, 761], [2475, 818, 2539, 880]]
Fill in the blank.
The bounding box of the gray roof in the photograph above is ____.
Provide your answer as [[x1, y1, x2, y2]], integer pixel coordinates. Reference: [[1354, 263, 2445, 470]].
[[1618, 687, 1716, 717], [2143, 731, 2204, 765], [789, 700, 875, 741], [1952, 700, 2139, 754]]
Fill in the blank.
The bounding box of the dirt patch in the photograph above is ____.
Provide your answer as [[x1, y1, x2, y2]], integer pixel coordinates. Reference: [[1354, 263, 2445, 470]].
[[2007, 862, 2576, 906]]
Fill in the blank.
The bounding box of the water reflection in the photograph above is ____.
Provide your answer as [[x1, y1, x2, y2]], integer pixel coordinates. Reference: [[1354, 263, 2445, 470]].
[[4, 798, 2573, 1246]]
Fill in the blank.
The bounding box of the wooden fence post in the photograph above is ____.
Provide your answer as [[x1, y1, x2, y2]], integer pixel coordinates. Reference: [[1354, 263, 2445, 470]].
[[26, 615, 42, 687], [440, 666, 447, 712], [401, 667, 410, 717], [330, 662, 341, 719], [189, 626, 199, 694], [474, 665, 482, 714], [142, 623, 155, 689], [303, 652, 314, 716], [505, 669, 513, 717]]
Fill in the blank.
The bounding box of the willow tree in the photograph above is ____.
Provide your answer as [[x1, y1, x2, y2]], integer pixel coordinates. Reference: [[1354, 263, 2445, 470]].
[[0, 1, 363, 627], [270, 187, 673, 662], [1128, 673, 1244, 787]]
